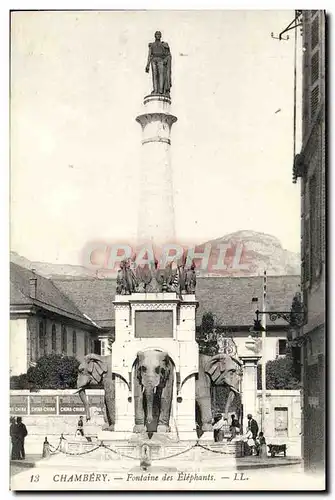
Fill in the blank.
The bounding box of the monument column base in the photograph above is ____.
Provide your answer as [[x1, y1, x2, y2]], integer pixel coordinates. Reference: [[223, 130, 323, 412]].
[[198, 431, 213, 442], [177, 431, 197, 441]]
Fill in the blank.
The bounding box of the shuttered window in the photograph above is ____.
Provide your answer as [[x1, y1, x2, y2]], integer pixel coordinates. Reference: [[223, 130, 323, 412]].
[[309, 173, 321, 281], [310, 86, 319, 118], [311, 14, 319, 49], [311, 52, 319, 85]]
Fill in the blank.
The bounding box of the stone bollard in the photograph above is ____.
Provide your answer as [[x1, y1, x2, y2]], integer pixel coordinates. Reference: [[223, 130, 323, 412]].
[[42, 437, 51, 459]]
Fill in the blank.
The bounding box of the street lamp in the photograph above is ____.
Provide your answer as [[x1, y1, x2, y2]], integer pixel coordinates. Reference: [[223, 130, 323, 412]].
[[252, 292, 307, 346]]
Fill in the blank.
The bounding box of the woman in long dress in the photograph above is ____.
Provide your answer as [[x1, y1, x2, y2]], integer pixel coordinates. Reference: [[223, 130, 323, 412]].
[[257, 432, 268, 458]]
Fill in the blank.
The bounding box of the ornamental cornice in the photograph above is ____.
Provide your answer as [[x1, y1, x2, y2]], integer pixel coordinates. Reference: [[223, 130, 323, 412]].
[[113, 304, 130, 310], [133, 302, 177, 311], [179, 303, 198, 310], [136, 112, 177, 129]]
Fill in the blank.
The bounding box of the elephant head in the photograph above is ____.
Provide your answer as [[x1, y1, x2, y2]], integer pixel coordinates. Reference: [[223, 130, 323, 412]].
[[204, 354, 242, 393], [135, 350, 171, 425], [77, 354, 108, 421]]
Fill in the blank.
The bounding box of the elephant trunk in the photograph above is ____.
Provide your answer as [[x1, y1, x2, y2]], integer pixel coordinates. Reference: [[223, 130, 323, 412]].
[[78, 389, 90, 421], [144, 387, 156, 425]]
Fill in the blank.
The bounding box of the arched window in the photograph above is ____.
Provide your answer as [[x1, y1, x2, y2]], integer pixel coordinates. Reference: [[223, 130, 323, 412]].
[[51, 324, 57, 353], [39, 321, 46, 355], [61, 325, 67, 354], [72, 330, 77, 356]]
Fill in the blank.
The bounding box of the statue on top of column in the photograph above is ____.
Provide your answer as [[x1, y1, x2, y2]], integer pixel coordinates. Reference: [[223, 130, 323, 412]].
[[145, 31, 172, 97]]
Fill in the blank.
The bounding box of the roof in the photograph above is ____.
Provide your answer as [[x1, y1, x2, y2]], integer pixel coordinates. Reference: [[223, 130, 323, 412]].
[[196, 275, 301, 327], [10, 262, 96, 328], [53, 275, 301, 328], [53, 278, 117, 328]]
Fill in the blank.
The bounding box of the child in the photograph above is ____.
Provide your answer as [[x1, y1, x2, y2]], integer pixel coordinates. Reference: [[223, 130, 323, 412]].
[[257, 432, 268, 458]]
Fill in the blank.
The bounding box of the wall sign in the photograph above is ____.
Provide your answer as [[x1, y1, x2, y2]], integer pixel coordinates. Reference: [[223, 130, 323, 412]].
[[59, 395, 86, 415], [30, 395, 57, 414], [135, 310, 173, 338], [10, 395, 28, 415]]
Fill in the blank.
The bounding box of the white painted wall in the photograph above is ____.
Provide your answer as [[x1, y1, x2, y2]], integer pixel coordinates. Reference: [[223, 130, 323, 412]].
[[10, 318, 28, 376], [234, 334, 287, 363], [257, 390, 302, 457]]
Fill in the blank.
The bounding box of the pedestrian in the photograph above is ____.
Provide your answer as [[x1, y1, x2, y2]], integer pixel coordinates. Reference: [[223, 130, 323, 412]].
[[256, 432, 268, 458], [213, 414, 227, 442], [16, 417, 28, 460], [77, 416, 84, 436], [10, 417, 20, 460], [230, 414, 240, 439], [243, 428, 256, 456], [247, 414, 259, 440]]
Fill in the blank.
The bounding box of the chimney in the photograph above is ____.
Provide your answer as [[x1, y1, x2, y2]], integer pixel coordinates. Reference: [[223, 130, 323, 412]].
[[29, 268, 37, 299]]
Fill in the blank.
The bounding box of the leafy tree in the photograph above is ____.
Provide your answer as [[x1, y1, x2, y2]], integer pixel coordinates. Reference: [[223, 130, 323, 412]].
[[197, 312, 219, 356], [10, 354, 80, 390], [257, 351, 301, 390]]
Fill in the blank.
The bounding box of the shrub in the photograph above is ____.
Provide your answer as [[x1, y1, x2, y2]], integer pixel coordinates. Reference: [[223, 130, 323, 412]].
[[257, 354, 301, 390], [10, 354, 80, 390]]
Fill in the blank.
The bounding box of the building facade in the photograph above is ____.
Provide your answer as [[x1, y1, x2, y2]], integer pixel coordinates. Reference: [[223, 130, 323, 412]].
[[10, 263, 101, 376], [11, 262, 301, 377], [293, 10, 326, 472]]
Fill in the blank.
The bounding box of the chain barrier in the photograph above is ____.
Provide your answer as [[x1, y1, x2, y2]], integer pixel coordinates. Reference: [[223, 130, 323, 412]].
[[49, 438, 62, 454], [196, 442, 238, 455], [43, 435, 241, 460]]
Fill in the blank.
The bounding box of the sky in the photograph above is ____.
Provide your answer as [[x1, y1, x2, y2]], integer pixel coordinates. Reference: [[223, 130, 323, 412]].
[[10, 10, 302, 266]]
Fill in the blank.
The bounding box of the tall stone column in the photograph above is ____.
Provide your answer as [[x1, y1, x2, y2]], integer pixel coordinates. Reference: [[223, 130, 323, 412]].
[[136, 95, 177, 247], [240, 355, 261, 433]]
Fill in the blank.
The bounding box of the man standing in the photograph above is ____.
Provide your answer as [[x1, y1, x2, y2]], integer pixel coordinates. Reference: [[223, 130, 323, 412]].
[[10, 417, 19, 460], [247, 413, 259, 440], [16, 417, 28, 460], [145, 31, 172, 96]]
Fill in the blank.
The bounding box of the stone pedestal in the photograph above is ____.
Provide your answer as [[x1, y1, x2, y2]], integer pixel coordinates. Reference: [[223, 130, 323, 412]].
[[111, 293, 198, 440], [136, 95, 177, 246], [240, 355, 261, 432]]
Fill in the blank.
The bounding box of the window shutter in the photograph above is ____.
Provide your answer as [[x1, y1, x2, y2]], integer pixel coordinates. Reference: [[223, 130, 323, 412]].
[[311, 14, 319, 49], [303, 215, 311, 285], [310, 86, 319, 118], [311, 52, 319, 85]]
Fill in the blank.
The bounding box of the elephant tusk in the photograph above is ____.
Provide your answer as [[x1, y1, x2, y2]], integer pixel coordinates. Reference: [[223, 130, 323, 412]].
[[154, 387, 157, 394], [142, 386, 145, 393]]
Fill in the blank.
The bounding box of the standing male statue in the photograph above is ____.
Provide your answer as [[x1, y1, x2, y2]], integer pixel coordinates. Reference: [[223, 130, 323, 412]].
[[145, 31, 172, 96]]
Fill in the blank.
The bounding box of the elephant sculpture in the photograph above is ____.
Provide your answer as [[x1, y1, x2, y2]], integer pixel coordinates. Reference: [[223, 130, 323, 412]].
[[196, 353, 242, 433], [77, 354, 115, 431], [134, 350, 174, 433]]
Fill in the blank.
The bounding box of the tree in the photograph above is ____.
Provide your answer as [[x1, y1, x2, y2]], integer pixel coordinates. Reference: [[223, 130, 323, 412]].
[[257, 352, 301, 390], [196, 312, 219, 356], [10, 354, 80, 390]]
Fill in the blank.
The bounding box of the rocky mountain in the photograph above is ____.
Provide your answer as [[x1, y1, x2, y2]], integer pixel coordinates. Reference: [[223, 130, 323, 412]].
[[197, 230, 300, 277], [10, 251, 98, 280], [10, 230, 300, 279]]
